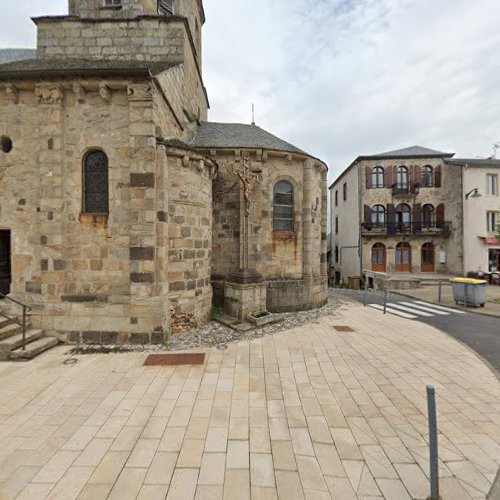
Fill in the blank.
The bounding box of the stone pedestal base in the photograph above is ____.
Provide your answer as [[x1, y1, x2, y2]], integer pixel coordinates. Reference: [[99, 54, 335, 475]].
[[228, 268, 263, 285], [224, 281, 267, 322]]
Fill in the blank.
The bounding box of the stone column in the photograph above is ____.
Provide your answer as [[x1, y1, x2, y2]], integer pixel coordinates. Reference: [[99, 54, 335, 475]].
[[321, 167, 328, 277], [302, 159, 314, 279]]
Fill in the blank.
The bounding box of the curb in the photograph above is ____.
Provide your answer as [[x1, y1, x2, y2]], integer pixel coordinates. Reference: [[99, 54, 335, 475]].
[[389, 289, 500, 320]]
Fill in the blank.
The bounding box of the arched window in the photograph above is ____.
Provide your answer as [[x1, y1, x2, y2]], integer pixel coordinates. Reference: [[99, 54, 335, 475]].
[[372, 167, 384, 188], [396, 166, 409, 189], [372, 243, 386, 272], [371, 205, 386, 226], [83, 150, 109, 214], [396, 203, 411, 229], [273, 180, 294, 231], [421, 165, 433, 187], [422, 204, 434, 228]]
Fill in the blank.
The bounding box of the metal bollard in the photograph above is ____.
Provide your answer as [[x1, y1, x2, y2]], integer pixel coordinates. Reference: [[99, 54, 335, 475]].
[[438, 280, 442, 303], [426, 385, 439, 500], [383, 289, 388, 314], [363, 276, 368, 306]]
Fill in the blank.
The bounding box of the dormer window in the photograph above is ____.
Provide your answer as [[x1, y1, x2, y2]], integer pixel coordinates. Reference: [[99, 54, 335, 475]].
[[158, 0, 174, 16], [104, 0, 122, 6]]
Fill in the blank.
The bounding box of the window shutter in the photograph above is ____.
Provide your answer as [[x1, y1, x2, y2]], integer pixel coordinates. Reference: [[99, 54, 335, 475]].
[[413, 203, 422, 232], [364, 205, 372, 229], [384, 166, 392, 187], [414, 165, 421, 186], [387, 204, 396, 234], [393, 165, 398, 187], [366, 167, 372, 189], [434, 165, 442, 188], [158, 0, 174, 16], [436, 203, 445, 228]]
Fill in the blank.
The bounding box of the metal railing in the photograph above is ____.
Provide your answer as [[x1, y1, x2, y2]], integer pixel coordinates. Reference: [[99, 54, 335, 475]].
[[361, 220, 452, 236], [0, 292, 31, 350], [392, 183, 420, 196]]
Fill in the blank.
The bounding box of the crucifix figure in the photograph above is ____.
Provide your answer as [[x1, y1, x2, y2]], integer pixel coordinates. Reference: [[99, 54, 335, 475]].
[[226, 156, 263, 278]]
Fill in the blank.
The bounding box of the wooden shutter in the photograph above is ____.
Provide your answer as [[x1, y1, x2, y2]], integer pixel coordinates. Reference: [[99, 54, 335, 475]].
[[436, 203, 445, 228], [413, 203, 422, 232], [434, 165, 442, 188], [364, 205, 372, 229], [366, 167, 372, 189], [387, 204, 396, 234], [414, 165, 421, 186], [383, 166, 391, 187]]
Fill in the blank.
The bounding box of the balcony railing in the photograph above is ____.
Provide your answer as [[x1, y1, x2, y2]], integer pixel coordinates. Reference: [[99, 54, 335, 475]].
[[391, 183, 420, 197], [361, 220, 452, 236]]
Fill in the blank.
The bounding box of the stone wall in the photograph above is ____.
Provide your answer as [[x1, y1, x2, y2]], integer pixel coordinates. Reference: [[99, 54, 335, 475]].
[[69, 0, 158, 18], [166, 147, 215, 332], [210, 149, 328, 312], [36, 17, 185, 63], [0, 76, 199, 343]]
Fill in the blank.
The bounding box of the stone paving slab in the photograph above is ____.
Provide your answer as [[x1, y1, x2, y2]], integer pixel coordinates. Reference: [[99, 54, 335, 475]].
[[0, 302, 499, 499]]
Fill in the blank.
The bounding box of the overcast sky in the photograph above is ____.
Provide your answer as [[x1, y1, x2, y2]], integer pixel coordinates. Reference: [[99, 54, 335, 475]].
[[2, 0, 500, 183]]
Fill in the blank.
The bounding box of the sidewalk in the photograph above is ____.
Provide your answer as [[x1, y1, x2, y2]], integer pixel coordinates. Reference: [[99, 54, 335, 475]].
[[0, 302, 499, 500], [389, 283, 500, 318]]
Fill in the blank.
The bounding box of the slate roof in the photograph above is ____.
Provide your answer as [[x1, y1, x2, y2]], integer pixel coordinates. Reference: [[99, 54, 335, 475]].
[[367, 145, 454, 159], [0, 58, 177, 80], [190, 122, 308, 155], [446, 158, 500, 167], [0, 48, 36, 64]]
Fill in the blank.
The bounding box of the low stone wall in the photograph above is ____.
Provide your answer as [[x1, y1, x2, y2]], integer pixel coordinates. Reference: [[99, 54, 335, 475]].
[[267, 277, 327, 313]]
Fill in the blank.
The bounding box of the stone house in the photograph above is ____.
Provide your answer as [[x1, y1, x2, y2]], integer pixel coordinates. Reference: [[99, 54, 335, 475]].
[[0, 0, 328, 349], [329, 146, 464, 288]]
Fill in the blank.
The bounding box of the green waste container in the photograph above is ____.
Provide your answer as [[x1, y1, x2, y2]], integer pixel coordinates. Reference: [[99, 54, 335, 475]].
[[450, 278, 487, 307]]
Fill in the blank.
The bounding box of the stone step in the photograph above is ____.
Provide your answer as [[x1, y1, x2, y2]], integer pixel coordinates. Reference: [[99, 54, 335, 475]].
[[9, 337, 59, 361], [0, 329, 43, 352], [0, 322, 24, 341]]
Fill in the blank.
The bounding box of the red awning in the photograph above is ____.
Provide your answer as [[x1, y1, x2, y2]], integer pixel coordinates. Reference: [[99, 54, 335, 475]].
[[480, 236, 500, 245]]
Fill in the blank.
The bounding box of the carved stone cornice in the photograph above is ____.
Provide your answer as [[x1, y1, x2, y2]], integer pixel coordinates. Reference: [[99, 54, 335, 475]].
[[99, 83, 111, 102], [127, 83, 152, 102], [73, 82, 86, 103], [5, 83, 19, 104], [35, 85, 63, 104]]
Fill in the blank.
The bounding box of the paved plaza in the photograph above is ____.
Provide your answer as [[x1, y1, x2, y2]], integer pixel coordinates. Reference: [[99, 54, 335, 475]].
[[0, 302, 499, 500]]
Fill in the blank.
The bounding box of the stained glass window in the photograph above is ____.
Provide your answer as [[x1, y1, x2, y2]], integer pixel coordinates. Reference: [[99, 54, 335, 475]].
[[83, 150, 109, 214], [274, 181, 294, 231]]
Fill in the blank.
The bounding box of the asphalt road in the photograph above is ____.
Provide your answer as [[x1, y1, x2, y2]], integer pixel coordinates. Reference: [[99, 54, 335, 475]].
[[332, 288, 500, 373]]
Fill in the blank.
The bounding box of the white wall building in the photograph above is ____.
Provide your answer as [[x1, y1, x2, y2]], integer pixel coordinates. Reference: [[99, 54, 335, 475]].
[[447, 158, 500, 274]]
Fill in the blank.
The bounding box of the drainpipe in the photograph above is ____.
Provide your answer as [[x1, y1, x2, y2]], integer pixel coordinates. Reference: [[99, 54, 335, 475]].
[[358, 162, 363, 278]]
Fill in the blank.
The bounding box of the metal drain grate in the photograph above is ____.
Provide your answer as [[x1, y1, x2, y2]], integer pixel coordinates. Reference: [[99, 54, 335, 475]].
[[333, 326, 354, 332], [144, 353, 206, 366]]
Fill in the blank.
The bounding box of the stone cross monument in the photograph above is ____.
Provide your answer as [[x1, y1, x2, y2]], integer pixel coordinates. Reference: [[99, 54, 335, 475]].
[[226, 156, 263, 279], [224, 156, 267, 321]]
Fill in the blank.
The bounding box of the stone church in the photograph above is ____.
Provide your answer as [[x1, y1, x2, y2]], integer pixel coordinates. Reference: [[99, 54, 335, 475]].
[[0, 0, 328, 348]]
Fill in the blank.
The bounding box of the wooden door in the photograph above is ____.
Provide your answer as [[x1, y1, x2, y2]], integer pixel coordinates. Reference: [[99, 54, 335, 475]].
[[0, 230, 11, 296], [395, 242, 411, 272], [371, 243, 386, 272], [421, 243, 435, 272]]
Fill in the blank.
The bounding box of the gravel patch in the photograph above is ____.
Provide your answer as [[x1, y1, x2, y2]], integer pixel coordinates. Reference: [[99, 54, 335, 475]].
[[167, 294, 344, 351]]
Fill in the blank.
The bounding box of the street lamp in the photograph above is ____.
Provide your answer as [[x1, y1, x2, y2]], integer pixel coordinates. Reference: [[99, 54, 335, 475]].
[[465, 188, 482, 200]]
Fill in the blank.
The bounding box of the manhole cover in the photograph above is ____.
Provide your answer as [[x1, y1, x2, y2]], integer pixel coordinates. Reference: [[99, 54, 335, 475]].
[[144, 353, 205, 366], [333, 326, 354, 332]]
